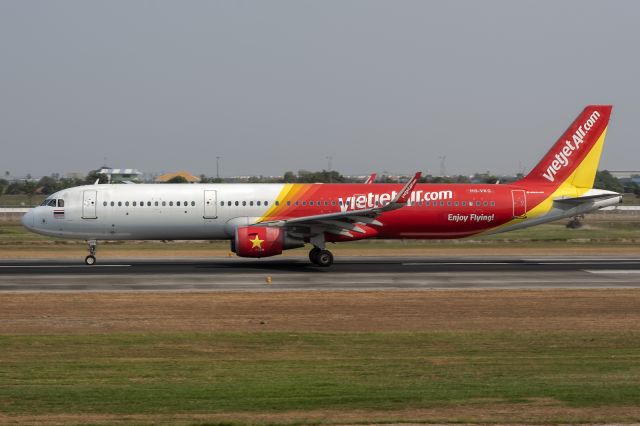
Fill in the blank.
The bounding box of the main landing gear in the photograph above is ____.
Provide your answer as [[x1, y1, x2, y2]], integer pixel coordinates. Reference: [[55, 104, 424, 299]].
[[85, 240, 97, 265], [309, 247, 334, 267]]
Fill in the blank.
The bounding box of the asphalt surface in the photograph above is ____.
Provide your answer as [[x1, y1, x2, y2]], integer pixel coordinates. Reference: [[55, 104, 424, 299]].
[[0, 256, 639, 291]]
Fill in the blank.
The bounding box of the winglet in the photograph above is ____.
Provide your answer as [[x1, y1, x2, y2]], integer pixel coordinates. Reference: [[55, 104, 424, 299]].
[[393, 172, 421, 204], [364, 173, 377, 184]]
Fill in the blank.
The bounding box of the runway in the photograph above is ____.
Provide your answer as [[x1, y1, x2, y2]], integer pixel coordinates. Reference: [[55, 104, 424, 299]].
[[0, 256, 639, 291]]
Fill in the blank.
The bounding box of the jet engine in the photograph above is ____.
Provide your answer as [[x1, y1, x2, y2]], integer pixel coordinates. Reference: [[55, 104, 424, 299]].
[[233, 226, 304, 258]]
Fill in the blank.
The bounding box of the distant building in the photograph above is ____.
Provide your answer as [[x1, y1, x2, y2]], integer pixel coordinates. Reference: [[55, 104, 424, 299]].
[[609, 171, 640, 185], [99, 168, 143, 183], [155, 171, 200, 183], [609, 171, 640, 179]]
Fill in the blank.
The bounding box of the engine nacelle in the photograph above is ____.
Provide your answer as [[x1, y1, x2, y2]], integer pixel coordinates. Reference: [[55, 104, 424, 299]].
[[233, 226, 304, 258]]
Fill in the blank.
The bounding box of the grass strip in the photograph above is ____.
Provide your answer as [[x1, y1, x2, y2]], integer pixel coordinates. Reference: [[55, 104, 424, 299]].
[[1, 332, 639, 417]]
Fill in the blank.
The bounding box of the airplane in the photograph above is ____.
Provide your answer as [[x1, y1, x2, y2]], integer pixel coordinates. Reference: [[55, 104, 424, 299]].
[[22, 105, 621, 267], [364, 173, 377, 184]]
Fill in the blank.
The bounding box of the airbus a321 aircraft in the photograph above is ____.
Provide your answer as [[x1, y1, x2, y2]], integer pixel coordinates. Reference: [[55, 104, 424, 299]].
[[22, 105, 620, 266]]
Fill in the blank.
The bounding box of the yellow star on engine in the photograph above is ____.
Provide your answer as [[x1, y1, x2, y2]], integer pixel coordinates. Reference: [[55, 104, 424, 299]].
[[250, 235, 264, 249]]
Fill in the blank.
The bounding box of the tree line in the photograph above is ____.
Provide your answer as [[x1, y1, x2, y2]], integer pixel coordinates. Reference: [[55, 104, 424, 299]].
[[0, 169, 636, 198]]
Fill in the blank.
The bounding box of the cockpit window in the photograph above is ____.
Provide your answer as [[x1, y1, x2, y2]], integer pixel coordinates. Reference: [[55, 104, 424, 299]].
[[47, 199, 57, 207], [40, 199, 49, 206], [57, 199, 64, 208]]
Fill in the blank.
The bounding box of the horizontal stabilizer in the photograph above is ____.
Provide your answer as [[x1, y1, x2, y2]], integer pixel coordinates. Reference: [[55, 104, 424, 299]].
[[554, 189, 621, 205]]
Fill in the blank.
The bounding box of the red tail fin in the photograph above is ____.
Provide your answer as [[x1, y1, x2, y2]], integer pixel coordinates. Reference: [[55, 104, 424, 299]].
[[520, 105, 612, 188]]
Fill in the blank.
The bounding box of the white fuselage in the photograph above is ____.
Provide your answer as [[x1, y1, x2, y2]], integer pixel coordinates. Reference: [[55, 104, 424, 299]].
[[22, 184, 283, 240]]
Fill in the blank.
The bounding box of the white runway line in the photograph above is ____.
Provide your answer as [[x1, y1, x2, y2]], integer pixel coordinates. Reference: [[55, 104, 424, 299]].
[[403, 262, 512, 266], [0, 265, 132, 268], [537, 261, 640, 265], [583, 270, 640, 274]]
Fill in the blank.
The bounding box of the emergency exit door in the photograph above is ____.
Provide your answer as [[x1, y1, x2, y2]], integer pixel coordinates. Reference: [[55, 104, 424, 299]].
[[203, 190, 217, 219], [511, 190, 527, 218], [82, 190, 97, 219]]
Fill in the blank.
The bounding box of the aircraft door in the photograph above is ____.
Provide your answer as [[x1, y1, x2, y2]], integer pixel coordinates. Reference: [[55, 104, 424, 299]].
[[82, 190, 98, 219], [203, 190, 217, 219], [511, 190, 527, 218]]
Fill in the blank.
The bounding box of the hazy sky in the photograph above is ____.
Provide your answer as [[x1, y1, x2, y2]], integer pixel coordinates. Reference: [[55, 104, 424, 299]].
[[1, 1, 638, 178]]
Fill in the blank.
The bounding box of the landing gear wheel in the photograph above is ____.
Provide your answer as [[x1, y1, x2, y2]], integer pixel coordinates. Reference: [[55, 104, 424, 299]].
[[309, 247, 321, 264], [85, 240, 97, 265], [315, 249, 333, 267]]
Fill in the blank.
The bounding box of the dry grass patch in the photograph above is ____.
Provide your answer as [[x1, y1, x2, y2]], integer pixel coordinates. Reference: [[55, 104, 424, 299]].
[[1, 290, 640, 334]]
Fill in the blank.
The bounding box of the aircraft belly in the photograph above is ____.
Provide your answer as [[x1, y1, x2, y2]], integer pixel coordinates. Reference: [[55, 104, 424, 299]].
[[108, 214, 226, 240]]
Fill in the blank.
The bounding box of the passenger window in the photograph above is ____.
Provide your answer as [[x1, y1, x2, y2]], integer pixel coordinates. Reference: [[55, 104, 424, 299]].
[[447, 201, 452, 206], [155, 202, 159, 206], [476, 201, 481, 206], [250, 201, 254, 206], [425, 201, 430, 206], [242, 201, 246, 206], [220, 201, 224, 206], [125, 201, 130, 207], [440, 201, 444, 206], [147, 202, 151, 206], [118, 201, 122, 207], [332, 201, 336, 206], [491, 201, 495, 206], [162, 201, 166, 206], [454, 201, 459, 207], [169, 201, 173, 206], [483, 201, 488, 206], [302, 201, 307, 206], [191, 201, 195, 207], [294, 201, 299, 206], [287, 201, 291, 206], [133, 202, 137, 207], [227, 201, 231, 206], [111, 201, 115, 207], [309, 201, 314, 206], [257, 201, 262, 206], [339, 201, 343, 206], [461, 201, 466, 206], [177, 201, 181, 207], [264, 201, 269, 206], [103, 201, 107, 206], [235, 201, 239, 206], [273, 201, 277, 206], [184, 201, 188, 206]]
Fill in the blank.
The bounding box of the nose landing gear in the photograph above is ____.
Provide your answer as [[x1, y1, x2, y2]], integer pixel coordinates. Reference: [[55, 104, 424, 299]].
[[85, 240, 97, 265]]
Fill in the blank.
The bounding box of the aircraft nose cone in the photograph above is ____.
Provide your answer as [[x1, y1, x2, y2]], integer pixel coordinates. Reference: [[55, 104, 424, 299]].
[[21, 211, 34, 230]]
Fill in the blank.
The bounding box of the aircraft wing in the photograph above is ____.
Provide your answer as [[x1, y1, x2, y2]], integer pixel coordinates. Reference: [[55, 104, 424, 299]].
[[256, 172, 421, 237]]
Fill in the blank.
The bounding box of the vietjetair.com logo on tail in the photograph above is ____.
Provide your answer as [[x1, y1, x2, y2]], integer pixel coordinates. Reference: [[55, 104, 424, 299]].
[[542, 110, 601, 183]]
